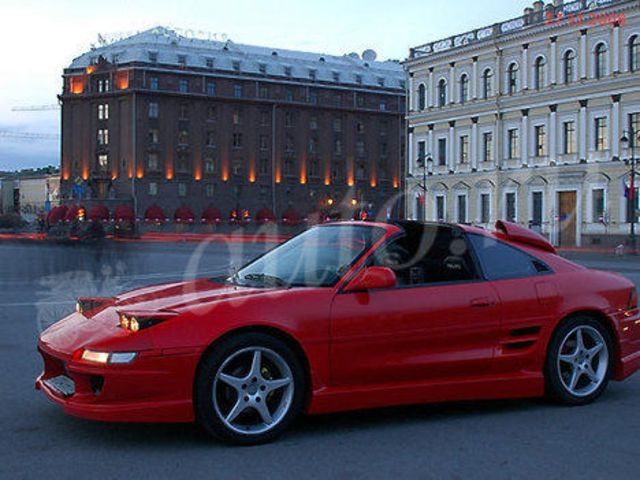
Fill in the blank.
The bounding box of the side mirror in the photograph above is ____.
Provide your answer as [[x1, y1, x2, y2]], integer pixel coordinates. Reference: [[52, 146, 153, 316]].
[[344, 266, 396, 292]]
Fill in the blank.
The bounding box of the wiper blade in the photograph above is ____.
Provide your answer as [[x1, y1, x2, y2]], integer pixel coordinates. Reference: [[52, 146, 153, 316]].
[[241, 273, 289, 287]]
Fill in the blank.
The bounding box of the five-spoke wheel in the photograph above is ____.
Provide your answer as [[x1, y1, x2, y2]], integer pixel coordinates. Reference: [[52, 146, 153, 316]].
[[195, 333, 305, 445]]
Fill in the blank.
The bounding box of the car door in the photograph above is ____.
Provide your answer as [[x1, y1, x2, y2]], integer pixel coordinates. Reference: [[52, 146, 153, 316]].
[[466, 233, 561, 376], [329, 225, 502, 388]]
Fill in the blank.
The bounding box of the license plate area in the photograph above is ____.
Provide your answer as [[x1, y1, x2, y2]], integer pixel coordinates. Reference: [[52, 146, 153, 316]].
[[44, 375, 76, 397]]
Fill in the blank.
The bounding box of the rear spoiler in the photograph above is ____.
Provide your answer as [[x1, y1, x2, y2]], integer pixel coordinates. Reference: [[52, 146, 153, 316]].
[[494, 220, 556, 254]]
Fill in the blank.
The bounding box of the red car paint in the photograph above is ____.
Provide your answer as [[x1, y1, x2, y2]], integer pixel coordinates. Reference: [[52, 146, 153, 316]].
[[36, 221, 640, 423]]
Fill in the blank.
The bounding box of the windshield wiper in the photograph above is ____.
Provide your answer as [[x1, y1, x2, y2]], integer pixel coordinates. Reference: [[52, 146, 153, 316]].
[[240, 273, 289, 287]]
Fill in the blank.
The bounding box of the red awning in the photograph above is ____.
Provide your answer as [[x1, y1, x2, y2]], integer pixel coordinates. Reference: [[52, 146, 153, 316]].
[[256, 208, 276, 224], [201, 207, 222, 224], [281, 207, 301, 226], [174, 206, 195, 223], [64, 204, 83, 222], [114, 205, 134, 222], [88, 205, 110, 222], [144, 205, 166, 223], [46, 205, 67, 224]]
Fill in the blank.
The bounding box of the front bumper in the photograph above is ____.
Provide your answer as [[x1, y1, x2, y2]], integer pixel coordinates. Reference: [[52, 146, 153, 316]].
[[36, 341, 202, 423]]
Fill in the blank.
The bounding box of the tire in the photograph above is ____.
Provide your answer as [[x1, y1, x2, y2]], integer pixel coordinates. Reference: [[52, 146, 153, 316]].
[[544, 316, 613, 406], [194, 332, 306, 445]]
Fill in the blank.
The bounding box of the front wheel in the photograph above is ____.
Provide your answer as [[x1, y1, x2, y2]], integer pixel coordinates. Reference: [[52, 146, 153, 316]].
[[194, 333, 306, 445], [545, 316, 613, 405]]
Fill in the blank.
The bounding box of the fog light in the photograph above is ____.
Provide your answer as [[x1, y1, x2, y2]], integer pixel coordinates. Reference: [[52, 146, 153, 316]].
[[109, 352, 138, 364]]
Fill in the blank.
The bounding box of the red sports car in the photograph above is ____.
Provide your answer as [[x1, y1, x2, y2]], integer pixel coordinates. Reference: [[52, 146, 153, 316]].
[[37, 220, 640, 444]]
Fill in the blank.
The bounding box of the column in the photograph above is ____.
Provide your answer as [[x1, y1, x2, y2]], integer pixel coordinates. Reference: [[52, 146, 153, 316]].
[[472, 57, 478, 100], [471, 117, 479, 170], [612, 23, 620, 74], [495, 113, 503, 169], [550, 37, 557, 85], [521, 109, 529, 166], [409, 73, 415, 111], [448, 121, 456, 170], [428, 68, 434, 108], [522, 44, 529, 90], [408, 127, 414, 176], [580, 29, 587, 79], [427, 125, 434, 172], [612, 95, 621, 160], [549, 105, 557, 163], [579, 100, 588, 161], [449, 62, 456, 104]]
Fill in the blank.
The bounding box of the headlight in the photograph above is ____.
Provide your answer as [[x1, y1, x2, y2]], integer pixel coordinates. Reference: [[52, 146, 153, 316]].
[[118, 311, 176, 332], [81, 349, 138, 364]]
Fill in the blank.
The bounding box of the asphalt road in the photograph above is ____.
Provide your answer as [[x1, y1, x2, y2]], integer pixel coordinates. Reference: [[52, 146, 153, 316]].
[[1, 240, 639, 479]]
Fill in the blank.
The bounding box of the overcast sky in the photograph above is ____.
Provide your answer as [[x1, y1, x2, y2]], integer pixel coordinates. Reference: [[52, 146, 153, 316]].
[[0, 0, 525, 171]]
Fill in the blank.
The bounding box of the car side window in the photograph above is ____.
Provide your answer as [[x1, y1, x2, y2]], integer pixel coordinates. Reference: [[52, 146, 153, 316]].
[[467, 233, 551, 281], [370, 225, 480, 286]]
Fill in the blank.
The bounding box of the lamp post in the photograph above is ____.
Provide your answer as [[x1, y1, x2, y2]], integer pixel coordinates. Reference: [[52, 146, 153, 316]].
[[621, 129, 640, 251], [416, 153, 432, 221]]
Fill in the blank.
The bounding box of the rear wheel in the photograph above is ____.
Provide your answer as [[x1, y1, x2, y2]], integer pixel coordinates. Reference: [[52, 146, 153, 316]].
[[194, 333, 306, 445], [545, 316, 612, 405]]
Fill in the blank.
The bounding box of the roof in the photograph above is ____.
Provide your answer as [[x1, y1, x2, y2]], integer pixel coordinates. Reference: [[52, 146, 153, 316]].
[[69, 27, 406, 90]]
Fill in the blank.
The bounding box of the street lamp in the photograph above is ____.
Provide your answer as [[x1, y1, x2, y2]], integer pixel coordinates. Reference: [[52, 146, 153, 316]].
[[621, 129, 640, 251], [416, 153, 432, 221]]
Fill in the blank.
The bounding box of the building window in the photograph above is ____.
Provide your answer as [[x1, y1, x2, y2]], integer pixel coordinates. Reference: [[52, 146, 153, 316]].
[[379, 101, 387, 112], [309, 115, 318, 130], [534, 125, 546, 157], [507, 63, 518, 95], [259, 63, 267, 74], [285, 135, 295, 154], [417, 141, 426, 164], [308, 158, 320, 178], [259, 134, 269, 151], [177, 55, 187, 67], [176, 153, 189, 173], [285, 111, 294, 127], [258, 157, 269, 175], [232, 133, 243, 149], [259, 85, 269, 99], [482, 132, 493, 162], [482, 69, 493, 98], [207, 105, 216, 120], [234, 84, 243, 97], [563, 121, 576, 154], [480, 193, 490, 223], [459, 74, 469, 103], [178, 183, 187, 197], [149, 77, 159, 90], [148, 51, 158, 63], [594, 43, 607, 79], [626, 184, 639, 223], [309, 91, 318, 104], [179, 104, 188, 119], [531, 191, 543, 226], [508, 129, 519, 159], [149, 128, 159, 144], [436, 195, 445, 221], [534, 56, 545, 90], [459, 135, 469, 164], [595, 117, 608, 151], [629, 113, 640, 146], [309, 137, 318, 155], [309, 69, 317, 81], [457, 194, 467, 223], [97, 128, 109, 146], [205, 57, 214, 69], [206, 131, 216, 147], [334, 139, 343, 156], [355, 74, 363, 85], [284, 66, 292, 77], [437, 79, 447, 107], [232, 61, 241, 72], [147, 153, 159, 171], [207, 82, 216, 96], [356, 121, 365, 134], [98, 104, 109, 120], [179, 79, 188, 93], [437, 138, 447, 166], [285, 88, 294, 102], [260, 110, 270, 126], [178, 129, 189, 145], [333, 117, 342, 133], [148, 102, 159, 118], [564, 50, 576, 84], [592, 188, 605, 223], [204, 157, 215, 174], [149, 182, 158, 196], [283, 157, 294, 177], [332, 71, 340, 82], [97, 154, 108, 171], [97, 78, 110, 93], [356, 140, 365, 158], [418, 84, 426, 110], [631, 35, 640, 72], [505, 192, 516, 222], [205, 184, 214, 197], [356, 94, 365, 107]]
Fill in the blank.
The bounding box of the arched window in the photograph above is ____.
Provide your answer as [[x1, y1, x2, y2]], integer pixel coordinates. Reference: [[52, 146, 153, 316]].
[[507, 63, 518, 95], [482, 69, 493, 98], [437, 79, 447, 107], [417, 83, 426, 110], [594, 43, 607, 79], [563, 50, 576, 84], [459, 74, 469, 103], [534, 56, 546, 90], [630, 35, 640, 72]]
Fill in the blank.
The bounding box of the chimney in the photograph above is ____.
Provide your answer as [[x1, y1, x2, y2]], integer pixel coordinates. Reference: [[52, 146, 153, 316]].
[[533, 1, 544, 12], [553, 0, 563, 7]]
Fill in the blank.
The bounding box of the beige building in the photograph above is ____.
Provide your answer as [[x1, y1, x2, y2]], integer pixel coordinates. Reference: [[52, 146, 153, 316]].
[[18, 175, 60, 216], [404, 0, 640, 247]]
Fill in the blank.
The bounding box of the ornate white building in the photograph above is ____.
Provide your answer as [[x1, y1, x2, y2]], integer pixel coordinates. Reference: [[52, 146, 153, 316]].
[[404, 0, 640, 247]]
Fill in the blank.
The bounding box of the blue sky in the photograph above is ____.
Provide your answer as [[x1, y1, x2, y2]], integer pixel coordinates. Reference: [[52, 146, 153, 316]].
[[0, 0, 525, 171]]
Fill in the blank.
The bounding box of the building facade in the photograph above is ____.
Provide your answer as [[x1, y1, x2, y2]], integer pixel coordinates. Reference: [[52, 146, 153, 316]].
[[60, 27, 405, 222], [404, 0, 640, 247]]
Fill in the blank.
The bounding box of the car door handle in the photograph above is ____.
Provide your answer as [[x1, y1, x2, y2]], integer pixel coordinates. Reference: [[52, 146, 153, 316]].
[[470, 297, 495, 308]]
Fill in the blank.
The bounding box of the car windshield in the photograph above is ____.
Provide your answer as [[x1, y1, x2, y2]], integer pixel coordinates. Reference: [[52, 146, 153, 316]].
[[228, 225, 384, 288]]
